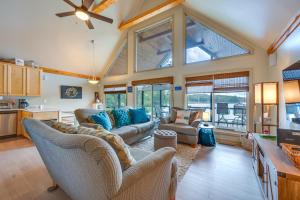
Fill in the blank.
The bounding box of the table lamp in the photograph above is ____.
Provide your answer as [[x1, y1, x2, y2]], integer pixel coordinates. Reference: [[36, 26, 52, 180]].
[[202, 111, 210, 126]]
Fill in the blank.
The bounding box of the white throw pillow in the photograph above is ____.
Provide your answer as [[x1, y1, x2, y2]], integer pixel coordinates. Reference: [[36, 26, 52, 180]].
[[175, 110, 191, 125]]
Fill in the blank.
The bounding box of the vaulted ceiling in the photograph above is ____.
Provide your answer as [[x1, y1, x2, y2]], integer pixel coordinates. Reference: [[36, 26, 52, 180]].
[[0, 0, 299, 75]]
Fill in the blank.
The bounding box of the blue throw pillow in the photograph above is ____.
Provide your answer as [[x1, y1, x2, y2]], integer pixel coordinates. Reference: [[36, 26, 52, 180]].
[[129, 108, 150, 124], [90, 112, 112, 131], [112, 109, 131, 128]]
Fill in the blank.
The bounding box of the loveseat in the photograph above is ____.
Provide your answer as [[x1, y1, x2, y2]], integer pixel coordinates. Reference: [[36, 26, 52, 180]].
[[159, 108, 203, 146], [23, 119, 177, 200], [75, 109, 155, 145]]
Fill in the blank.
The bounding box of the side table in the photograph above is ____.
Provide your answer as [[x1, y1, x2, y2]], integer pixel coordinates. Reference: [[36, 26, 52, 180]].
[[198, 124, 216, 146]]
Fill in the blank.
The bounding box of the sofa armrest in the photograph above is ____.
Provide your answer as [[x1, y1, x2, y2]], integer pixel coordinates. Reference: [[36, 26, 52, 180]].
[[115, 147, 176, 198], [80, 122, 102, 129], [160, 116, 171, 124], [191, 118, 202, 128]]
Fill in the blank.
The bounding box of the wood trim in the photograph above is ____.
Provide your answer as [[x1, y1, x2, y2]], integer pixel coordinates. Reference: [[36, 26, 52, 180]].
[[7, 64, 11, 95], [267, 14, 300, 55], [104, 84, 127, 88], [104, 91, 127, 94], [92, 0, 116, 14], [132, 76, 174, 86], [185, 82, 213, 87], [119, 0, 185, 31], [40, 67, 100, 80], [3, 64, 8, 95]]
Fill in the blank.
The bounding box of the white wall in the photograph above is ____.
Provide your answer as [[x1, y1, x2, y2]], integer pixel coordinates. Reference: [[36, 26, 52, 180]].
[[100, 6, 270, 131], [265, 28, 300, 129], [28, 73, 98, 112]]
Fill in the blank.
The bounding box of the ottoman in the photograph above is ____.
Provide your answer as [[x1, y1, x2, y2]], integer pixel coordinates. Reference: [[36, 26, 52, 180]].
[[154, 130, 177, 150]]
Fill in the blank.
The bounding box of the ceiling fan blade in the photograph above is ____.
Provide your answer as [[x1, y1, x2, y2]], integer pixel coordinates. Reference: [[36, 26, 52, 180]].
[[85, 20, 94, 29], [83, 0, 94, 10], [62, 0, 77, 8], [88, 12, 113, 24], [56, 11, 76, 17]]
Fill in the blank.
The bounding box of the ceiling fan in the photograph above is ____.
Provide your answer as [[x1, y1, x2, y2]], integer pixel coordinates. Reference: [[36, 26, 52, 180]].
[[56, 0, 113, 29]]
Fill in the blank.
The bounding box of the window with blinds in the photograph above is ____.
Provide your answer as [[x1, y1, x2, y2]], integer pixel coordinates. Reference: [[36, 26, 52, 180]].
[[186, 71, 249, 131], [104, 84, 127, 109]]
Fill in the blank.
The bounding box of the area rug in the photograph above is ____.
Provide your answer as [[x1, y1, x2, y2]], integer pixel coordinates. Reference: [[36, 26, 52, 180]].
[[131, 137, 200, 182]]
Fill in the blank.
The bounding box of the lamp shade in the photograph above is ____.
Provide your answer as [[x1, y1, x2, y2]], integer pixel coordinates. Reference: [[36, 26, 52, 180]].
[[202, 111, 210, 122], [263, 83, 278, 104], [284, 80, 300, 104]]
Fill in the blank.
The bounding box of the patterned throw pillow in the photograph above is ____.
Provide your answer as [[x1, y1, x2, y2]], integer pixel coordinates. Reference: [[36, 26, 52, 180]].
[[175, 110, 191, 125], [51, 122, 78, 134], [107, 111, 116, 128], [189, 111, 203, 125], [112, 109, 130, 128], [77, 126, 136, 170]]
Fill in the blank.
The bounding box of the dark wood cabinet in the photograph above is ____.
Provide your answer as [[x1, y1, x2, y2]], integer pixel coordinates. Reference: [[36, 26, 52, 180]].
[[252, 134, 300, 200]]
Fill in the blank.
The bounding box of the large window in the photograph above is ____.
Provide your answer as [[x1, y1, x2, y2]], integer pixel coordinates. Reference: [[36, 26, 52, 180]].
[[186, 72, 249, 131], [104, 85, 127, 110], [136, 18, 173, 72], [135, 84, 171, 118], [185, 16, 250, 64]]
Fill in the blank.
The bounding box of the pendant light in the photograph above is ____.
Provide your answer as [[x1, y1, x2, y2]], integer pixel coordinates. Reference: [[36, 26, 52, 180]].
[[88, 40, 99, 85]]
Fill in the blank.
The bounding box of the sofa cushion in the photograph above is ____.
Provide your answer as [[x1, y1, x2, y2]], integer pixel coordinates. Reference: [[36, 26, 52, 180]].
[[175, 110, 191, 125], [129, 108, 149, 124], [159, 123, 197, 136], [51, 122, 78, 134], [77, 126, 136, 170], [111, 126, 138, 140], [112, 109, 131, 128], [129, 121, 155, 134], [189, 110, 203, 125], [90, 112, 112, 131], [130, 148, 151, 161]]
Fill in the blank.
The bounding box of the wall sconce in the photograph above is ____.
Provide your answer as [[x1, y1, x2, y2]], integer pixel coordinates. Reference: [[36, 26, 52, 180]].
[[254, 82, 278, 104]]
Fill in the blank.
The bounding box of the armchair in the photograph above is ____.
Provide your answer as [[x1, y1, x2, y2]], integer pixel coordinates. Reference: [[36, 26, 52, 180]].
[[23, 119, 177, 200]]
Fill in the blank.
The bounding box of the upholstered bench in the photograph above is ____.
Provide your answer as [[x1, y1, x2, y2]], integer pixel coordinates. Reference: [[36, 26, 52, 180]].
[[154, 129, 177, 150]]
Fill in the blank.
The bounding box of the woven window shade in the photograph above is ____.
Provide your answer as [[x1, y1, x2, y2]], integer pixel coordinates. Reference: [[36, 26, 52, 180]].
[[185, 71, 249, 93], [132, 76, 174, 86], [104, 84, 127, 94], [213, 71, 249, 92]]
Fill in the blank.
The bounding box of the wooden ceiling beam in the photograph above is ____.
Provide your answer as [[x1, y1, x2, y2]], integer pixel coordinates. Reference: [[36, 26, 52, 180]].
[[267, 14, 300, 55], [92, 0, 116, 14], [40, 67, 100, 80], [119, 0, 185, 31]]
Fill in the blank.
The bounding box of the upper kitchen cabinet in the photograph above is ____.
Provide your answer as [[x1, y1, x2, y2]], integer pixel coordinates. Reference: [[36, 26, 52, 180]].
[[7, 64, 26, 96], [0, 62, 8, 95], [26, 67, 41, 96], [0, 62, 42, 97]]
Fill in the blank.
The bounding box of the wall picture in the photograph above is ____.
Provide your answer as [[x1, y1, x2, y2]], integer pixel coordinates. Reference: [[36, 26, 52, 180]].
[[61, 86, 82, 99]]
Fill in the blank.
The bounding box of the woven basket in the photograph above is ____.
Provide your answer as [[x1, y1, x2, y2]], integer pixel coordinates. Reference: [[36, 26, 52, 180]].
[[281, 143, 300, 169]]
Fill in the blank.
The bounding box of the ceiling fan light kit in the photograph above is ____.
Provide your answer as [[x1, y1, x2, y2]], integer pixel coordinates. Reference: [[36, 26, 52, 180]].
[[75, 9, 89, 21]]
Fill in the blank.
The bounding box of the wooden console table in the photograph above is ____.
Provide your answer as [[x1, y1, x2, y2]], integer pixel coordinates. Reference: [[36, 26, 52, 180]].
[[252, 134, 300, 200]]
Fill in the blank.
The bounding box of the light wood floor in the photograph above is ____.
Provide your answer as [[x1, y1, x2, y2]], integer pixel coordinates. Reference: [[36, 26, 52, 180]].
[[0, 137, 263, 200]]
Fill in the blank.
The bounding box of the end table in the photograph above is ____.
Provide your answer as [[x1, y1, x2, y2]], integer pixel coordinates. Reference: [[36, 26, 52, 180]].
[[198, 124, 216, 146]]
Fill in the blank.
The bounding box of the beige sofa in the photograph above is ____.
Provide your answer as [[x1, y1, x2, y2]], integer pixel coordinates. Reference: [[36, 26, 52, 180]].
[[75, 109, 155, 145], [23, 118, 177, 200], [159, 108, 203, 146]]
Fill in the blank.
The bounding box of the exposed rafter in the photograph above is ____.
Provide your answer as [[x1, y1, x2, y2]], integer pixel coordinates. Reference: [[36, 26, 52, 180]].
[[41, 67, 100, 80], [119, 0, 185, 31], [267, 14, 300, 55], [92, 0, 116, 14]]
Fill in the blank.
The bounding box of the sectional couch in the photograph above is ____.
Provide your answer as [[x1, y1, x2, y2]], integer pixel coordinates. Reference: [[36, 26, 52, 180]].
[[75, 109, 155, 145]]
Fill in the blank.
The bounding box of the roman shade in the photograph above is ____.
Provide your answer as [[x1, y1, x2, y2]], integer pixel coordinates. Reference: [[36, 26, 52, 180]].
[[185, 71, 249, 92], [132, 76, 174, 86], [104, 84, 127, 94]]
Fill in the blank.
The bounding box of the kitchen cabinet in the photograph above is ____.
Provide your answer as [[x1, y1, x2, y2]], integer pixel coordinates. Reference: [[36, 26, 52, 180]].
[[0, 63, 8, 95], [26, 67, 42, 96], [252, 134, 300, 200], [0, 62, 41, 97], [7, 64, 26, 96]]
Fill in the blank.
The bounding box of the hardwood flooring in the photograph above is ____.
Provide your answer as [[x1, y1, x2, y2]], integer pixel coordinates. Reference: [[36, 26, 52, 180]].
[[0, 137, 263, 200]]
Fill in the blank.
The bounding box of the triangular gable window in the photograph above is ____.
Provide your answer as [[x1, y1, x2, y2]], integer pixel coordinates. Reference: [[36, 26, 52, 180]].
[[105, 42, 128, 77], [185, 16, 250, 64]]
